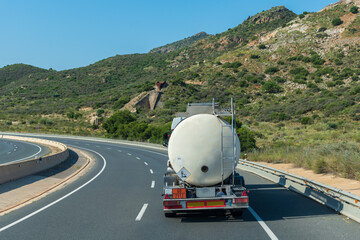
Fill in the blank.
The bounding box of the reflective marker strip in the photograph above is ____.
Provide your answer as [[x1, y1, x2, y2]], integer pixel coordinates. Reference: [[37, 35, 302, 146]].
[[135, 204, 148, 221]]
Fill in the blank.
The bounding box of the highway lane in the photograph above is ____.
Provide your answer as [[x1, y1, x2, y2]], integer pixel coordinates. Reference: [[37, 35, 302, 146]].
[[0, 139, 50, 165], [0, 135, 360, 239]]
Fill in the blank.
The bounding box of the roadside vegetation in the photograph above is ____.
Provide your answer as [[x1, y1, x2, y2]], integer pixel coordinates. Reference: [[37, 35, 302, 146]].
[[1, 2, 360, 180]]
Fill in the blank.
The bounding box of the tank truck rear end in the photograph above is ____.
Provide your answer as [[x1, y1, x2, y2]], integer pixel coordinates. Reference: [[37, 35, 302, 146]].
[[162, 99, 248, 217]]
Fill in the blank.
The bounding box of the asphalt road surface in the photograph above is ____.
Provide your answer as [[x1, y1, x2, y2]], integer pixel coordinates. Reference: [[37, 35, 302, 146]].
[[0, 139, 49, 165], [0, 135, 360, 240]]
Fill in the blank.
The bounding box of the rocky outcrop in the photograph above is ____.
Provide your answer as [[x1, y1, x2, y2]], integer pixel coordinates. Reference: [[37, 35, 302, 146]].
[[121, 81, 167, 112]]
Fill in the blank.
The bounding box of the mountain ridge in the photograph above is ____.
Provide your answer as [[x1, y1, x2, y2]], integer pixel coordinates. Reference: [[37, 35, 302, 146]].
[[1, 1, 360, 148]]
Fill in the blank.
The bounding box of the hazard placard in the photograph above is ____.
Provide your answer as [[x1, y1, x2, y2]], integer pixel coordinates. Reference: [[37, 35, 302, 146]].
[[177, 167, 191, 181]]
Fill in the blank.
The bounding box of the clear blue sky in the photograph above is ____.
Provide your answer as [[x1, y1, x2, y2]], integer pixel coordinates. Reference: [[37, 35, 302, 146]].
[[0, 0, 336, 70]]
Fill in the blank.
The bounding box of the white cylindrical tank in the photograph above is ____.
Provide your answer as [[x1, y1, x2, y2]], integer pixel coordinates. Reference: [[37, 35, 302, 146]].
[[168, 114, 240, 186]]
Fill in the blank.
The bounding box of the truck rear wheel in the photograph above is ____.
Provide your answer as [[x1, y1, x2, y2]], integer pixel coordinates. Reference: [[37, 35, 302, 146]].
[[164, 212, 176, 218], [234, 175, 245, 187], [230, 209, 243, 217]]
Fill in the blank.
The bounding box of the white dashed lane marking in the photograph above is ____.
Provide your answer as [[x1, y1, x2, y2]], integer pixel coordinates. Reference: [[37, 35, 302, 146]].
[[144, 162, 148, 166], [151, 181, 155, 188], [150, 169, 153, 174], [135, 204, 148, 221]]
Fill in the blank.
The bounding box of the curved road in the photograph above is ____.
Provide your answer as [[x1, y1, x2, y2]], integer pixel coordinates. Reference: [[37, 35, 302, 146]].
[[0, 139, 49, 165], [0, 135, 360, 239]]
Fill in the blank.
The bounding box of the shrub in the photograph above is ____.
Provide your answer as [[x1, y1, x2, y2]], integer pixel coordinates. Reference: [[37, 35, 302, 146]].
[[274, 77, 286, 83], [332, 17, 343, 26], [307, 82, 318, 89], [222, 61, 242, 69], [97, 109, 105, 117], [310, 54, 325, 66], [237, 127, 257, 151], [250, 54, 260, 59], [264, 67, 280, 74], [314, 159, 328, 174], [290, 67, 309, 77], [114, 96, 131, 109], [327, 81, 336, 87], [334, 59, 343, 65], [318, 27, 327, 32], [39, 118, 53, 125], [270, 112, 290, 121], [239, 80, 248, 87], [262, 81, 282, 93], [349, 28, 357, 34], [299, 14, 305, 19], [67, 111, 75, 119], [258, 44, 266, 49], [350, 6, 359, 14], [327, 122, 338, 129], [301, 117, 313, 125], [350, 86, 360, 95]]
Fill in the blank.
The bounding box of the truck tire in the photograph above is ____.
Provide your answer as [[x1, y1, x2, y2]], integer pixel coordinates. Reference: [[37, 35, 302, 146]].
[[164, 212, 176, 218], [231, 209, 243, 217], [234, 175, 245, 187]]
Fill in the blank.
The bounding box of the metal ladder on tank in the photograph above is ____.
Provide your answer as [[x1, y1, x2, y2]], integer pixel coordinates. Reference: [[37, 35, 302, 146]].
[[215, 98, 237, 186]]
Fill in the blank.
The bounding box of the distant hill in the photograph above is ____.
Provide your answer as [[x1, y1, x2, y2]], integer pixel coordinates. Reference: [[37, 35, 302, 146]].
[[1, 1, 360, 142], [149, 32, 211, 53]]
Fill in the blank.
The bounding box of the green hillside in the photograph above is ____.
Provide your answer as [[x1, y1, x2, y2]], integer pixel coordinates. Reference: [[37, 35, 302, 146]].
[[1, 1, 360, 179], [150, 32, 211, 53]]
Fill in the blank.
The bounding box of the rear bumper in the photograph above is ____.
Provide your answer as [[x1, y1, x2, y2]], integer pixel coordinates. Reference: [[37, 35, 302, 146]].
[[163, 197, 248, 213]]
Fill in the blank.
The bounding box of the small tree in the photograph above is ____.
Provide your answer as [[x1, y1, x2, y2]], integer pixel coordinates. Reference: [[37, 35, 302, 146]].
[[264, 67, 280, 74], [237, 127, 257, 151], [262, 81, 282, 93], [258, 44, 266, 49], [350, 6, 359, 14], [332, 17, 343, 26]]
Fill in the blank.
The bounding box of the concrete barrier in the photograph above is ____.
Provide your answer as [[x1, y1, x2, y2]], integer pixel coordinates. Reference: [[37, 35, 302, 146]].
[[0, 135, 69, 184]]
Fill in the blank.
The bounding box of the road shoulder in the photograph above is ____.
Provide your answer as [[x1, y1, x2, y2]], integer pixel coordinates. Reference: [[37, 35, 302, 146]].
[[0, 148, 95, 216]]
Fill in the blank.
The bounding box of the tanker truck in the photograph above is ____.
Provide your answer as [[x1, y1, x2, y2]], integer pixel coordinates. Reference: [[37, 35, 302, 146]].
[[163, 99, 248, 217]]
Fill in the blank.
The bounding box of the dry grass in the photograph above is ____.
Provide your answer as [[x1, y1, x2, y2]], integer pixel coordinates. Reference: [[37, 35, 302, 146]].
[[246, 120, 360, 181]]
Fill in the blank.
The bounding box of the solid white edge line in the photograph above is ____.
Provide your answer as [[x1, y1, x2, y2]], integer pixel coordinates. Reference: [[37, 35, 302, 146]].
[[150, 169, 153, 174], [135, 204, 148, 221], [151, 181, 155, 188], [5, 141, 42, 164], [0, 146, 107, 233], [249, 207, 279, 240], [144, 162, 148, 165]]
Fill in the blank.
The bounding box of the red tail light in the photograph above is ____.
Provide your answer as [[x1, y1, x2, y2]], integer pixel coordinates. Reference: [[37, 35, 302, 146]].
[[163, 200, 182, 209], [164, 194, 170, 199], [241, 191, 248, 197]]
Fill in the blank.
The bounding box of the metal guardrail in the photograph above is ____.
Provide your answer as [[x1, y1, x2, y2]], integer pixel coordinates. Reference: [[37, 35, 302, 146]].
[[237, 159, 360, 223]]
